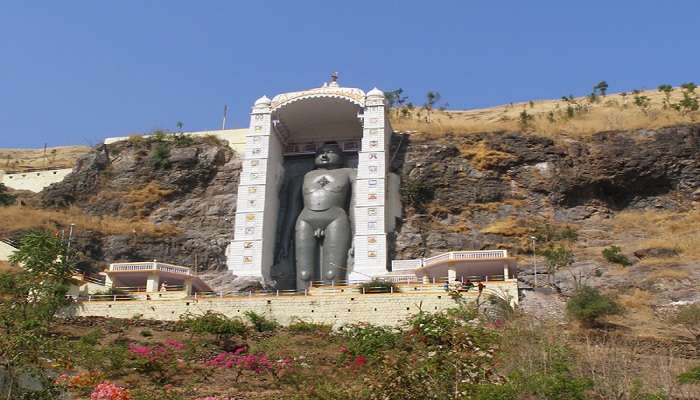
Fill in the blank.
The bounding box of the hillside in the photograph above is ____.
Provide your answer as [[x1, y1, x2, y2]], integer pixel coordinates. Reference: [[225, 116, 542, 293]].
[[0, 145, 90, 172]]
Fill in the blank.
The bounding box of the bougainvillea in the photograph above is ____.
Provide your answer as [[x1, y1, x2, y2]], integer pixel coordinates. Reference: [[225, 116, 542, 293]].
[[127, 339, 187, 383], [90, 382, 131, 400], [205, 349, 292, 382]]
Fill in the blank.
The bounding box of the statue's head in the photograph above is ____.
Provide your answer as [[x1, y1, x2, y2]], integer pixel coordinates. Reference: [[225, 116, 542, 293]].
[[314, 142, 345, 169]]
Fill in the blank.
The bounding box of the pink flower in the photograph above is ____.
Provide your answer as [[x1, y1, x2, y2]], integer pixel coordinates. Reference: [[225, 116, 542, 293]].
[[128, 344, 150, 358], [90, 382, 130, 400], [351, 355, 368, 368], [164, 339, 185, 350]]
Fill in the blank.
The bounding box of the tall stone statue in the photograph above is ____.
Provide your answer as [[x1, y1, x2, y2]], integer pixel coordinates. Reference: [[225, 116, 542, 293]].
[[278, 143, 355, 289]]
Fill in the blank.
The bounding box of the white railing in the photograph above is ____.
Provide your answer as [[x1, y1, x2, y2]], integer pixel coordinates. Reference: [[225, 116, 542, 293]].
[[391, 259, 423, 270], [109, 261, 192, 276], [394, 250, 508, 269]]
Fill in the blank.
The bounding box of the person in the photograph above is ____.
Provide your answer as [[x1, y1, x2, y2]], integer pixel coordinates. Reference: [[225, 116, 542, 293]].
[[160, 282, 168, 292], [478, 281, 485, 294]]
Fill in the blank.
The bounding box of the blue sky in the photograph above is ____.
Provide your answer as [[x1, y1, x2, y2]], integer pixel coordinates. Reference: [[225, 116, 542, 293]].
[[1, 1, 698, 148]]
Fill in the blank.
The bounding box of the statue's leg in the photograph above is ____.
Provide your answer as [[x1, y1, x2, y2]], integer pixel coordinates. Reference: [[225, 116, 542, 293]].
[[322, 213, 351, 282], [295, 218, 316, 291]]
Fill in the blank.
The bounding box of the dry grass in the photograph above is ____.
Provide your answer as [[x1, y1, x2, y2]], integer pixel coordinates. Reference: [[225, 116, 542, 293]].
[[0, 146, 90, 172], [646, 267, 691, 281], [0, 260, 17, 272], [458, 142, 515, 170], [0, 205, 180, 237], [618, 288, 654, 310], [121, 182, 174, 217], [610, 209, 700, 261], [392, 88, 699, 140], [480, 217, 528, 236]]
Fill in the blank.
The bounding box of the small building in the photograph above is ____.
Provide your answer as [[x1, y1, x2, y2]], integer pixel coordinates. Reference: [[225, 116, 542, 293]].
[[389, 250, 517, 284], [104, 261, 211, 298]]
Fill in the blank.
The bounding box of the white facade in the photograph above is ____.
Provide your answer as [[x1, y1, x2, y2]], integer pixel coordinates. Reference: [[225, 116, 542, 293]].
[[227, 83, 393, 282], [0, 168, 73, 193]]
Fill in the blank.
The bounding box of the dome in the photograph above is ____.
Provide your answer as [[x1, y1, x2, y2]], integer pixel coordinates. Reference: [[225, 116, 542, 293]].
[[366, 87, 384, 97], [254, 95, 271, 106]]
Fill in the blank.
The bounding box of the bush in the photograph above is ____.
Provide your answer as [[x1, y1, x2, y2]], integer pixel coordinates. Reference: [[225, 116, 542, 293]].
[[677, 365, 700, 384], [338, 323, 399, 360], [287, 319, 332, 335], [357, 279, 399, 294], [566, 286, 623, 327], [401, 179, 434, 209], [150, 142, 171, 169], [171, 133, 194, 147], [602, 245, 632, 266], [672, 304, 700, 342], [244, 311, 279, 332], [178, 311, 248, 341]]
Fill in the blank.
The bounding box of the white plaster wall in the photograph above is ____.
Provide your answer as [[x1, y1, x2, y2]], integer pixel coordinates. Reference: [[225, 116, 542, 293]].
[[0, 241, 17, 262], [1, 168, 72, 193], [62, 281, 519, 326], [104, 129, 248, 153]]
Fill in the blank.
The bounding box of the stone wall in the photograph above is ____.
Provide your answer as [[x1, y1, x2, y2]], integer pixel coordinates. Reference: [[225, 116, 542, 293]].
[[63, 281, 518, 327], [1, 168, 72, 192]]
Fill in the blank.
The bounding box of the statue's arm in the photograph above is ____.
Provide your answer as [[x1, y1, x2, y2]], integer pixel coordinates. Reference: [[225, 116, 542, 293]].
[[279, 175, 303, 258], [348, 169, 357, 239]]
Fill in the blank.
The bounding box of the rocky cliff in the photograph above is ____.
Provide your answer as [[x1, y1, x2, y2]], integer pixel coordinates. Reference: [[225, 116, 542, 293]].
[[40, 136, 241, 272]]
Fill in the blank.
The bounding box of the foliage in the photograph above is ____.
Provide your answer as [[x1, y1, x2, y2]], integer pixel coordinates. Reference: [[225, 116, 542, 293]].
[[245, 311, 279, 332], [206, 348, 293, 383], [338, 323, 400, 360], [171, 133, 194, 147], [602, 245, 632, 266], [385, 88, 408, 109], [127, 339, 186, 384], [401, 178, 434, 210], [519, 110, 534, 130], [671, 82, 699, 115], [532, 222, 578, 243], [287, 319, 332, 335], [150, 142, 171, 169], [633, 92, 651, 112], [178, 311, 247, 342], [357, 279, 399, 293], [677, 365, 700, 384], [566, 286, 623, 326], [540, 245, 574, 278], [0, 182, 15, 206], [594, 80, 609, 96], [658, 84, 674, 108]]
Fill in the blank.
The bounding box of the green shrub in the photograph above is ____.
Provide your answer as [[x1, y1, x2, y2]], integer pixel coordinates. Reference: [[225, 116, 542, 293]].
[[244, 311, 279, 332], [171, 133, 194, 147], [140, 329, 153, 337], [406, 311, 459, 346], [401, 178, 434, 209], [677, 365, 700, 384], [178, 311, 247, 340], [151, 129, 169, 142], [566, 286, 623, 327], [338, 323, 399, 359], [357, 279, 399, 293], [150, 143, 171, 169], [288, 319, 332, 335], [602, 245, 632, 266]]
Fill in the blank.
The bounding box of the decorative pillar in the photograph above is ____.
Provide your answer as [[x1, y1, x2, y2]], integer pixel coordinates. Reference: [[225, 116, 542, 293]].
[[503, 263, 510, 280], [104, 273, 113, 289], [228, 96, 283, 279], [448, 268, 457, 283], [350, 88, 389, 281], [146, 272, 160, 293], [183, 277, 193, 296]]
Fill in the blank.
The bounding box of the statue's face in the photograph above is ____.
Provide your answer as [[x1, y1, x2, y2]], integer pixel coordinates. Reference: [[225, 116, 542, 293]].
[[314, 144, 344, 168]]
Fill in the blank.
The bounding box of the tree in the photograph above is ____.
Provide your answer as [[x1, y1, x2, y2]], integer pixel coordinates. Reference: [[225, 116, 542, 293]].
[[0, 183, 15, 206], [672, 304, 700, 347], [176, 121, 184, 132], [658, 84, 674, 109], [385, 89, 408, 109], [541, 245, 574, 283], [1, 231, 76, 398], [519, 110, 534, 131], [594, 81, 609, 97], [672, 82, 699, 115], [424, 91, 441, 122], [566, 286, 623, 327]]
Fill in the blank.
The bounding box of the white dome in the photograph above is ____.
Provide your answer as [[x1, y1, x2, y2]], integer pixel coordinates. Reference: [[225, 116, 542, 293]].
[[254, 95, 271, 106], [366, 87, 384, 97]]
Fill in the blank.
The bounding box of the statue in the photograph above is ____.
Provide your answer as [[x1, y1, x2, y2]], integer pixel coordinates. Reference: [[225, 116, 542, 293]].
[[278, 143, 356, 289]]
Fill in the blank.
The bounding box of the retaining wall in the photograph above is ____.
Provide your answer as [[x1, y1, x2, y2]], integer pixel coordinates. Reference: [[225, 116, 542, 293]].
[[63, 281, 518, 327], [0, 168, 73, 192]]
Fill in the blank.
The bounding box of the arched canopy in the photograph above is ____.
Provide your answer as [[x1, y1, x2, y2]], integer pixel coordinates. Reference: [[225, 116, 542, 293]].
[[271, 86, 365, 144]]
